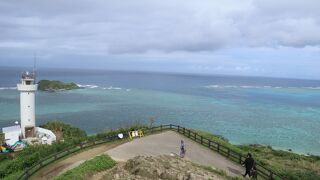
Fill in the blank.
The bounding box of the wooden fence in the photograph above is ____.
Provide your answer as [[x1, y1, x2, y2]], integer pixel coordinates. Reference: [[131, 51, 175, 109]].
[[17, 124, 284, 180]]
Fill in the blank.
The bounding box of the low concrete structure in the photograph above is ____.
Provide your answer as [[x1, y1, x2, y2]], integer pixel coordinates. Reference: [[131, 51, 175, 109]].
[[37, 127, 57, 145]]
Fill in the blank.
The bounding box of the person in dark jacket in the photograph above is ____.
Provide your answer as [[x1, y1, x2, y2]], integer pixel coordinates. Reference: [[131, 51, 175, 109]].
[[180, 140, 186, 158], [242, 153, 255, 177]]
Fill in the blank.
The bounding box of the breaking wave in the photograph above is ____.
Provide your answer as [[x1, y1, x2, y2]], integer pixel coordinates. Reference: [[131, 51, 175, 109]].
[[77, 84, 99, 89], [77, 84, 129, 91], [204, 85, 320, 90], [0, 87, 17, 90]]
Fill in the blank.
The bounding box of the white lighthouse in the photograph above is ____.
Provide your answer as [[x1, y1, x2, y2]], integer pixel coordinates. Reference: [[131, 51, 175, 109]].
[[17, 71, 37, 138], [1, 70, 56, 147]]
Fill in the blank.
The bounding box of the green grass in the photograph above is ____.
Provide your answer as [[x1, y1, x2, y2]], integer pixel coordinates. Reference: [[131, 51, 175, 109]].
[[196, 130, 320, 180], [54, 155, 116, 180]]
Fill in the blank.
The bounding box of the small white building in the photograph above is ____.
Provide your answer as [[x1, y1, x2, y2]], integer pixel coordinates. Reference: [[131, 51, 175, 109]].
[[2, 125, 21, 145]]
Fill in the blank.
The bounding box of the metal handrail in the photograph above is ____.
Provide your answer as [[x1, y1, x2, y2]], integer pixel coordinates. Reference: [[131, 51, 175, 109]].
[[16, 124, 284, 180]]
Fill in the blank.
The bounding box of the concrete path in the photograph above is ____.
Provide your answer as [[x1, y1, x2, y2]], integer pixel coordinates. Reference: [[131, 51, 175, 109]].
[[105, 131, 244, 177]]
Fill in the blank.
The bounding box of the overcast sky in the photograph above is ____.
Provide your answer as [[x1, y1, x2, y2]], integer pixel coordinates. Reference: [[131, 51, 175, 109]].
[[0, 0, 320, 79]]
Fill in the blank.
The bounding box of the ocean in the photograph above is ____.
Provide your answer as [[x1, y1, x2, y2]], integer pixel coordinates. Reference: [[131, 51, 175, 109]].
[[0, 66, 320, 155]]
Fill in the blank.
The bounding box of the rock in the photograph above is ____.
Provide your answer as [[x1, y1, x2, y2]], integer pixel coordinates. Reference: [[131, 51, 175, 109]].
[[101, 155, 229, 180]]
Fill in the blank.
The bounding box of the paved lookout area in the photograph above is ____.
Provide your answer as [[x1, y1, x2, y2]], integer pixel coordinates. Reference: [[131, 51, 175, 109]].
[[105, 131, 244, 177]]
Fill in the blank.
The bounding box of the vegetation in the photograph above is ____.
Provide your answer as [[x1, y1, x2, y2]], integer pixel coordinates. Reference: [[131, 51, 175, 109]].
[[0, 132, 4, 145], [40, 121, 87, 144], [197, 130, 320, 180], [55, 155, 116, 180], [38, 80, 79, 91], [0, 143, 72, 180], [1, 122, 319, 180], [0, 121, 146, 180], [0, 121, 86, 180], [237, 144, 320, 180]]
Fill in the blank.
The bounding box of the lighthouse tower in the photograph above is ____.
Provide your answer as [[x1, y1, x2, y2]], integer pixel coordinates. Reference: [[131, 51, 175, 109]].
[[17, 71, 38, 138]]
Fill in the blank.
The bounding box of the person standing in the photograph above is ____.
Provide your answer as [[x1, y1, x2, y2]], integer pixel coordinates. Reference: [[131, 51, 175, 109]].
[[180, 140, 186, 158], [242, 153, 255, 177]]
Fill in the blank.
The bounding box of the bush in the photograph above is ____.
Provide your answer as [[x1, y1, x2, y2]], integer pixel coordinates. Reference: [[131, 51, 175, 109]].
[[0, 133, 4, 144], [40, 121, 87, 142]]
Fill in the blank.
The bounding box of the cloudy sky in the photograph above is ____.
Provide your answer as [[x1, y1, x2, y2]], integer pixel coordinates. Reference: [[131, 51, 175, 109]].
[[0, 0, 320, 79]]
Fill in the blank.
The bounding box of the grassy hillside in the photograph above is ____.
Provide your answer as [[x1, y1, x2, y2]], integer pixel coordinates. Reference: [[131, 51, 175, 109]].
[[0, 122, 86, 180], [197, 130, 320, 180], [1, 122, 319, 180], [55, 155, 116, 180], [38, 80, 79, 91], [0, 121, 146, 180]]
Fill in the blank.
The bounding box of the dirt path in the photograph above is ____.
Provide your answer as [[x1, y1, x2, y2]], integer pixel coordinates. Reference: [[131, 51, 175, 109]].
[[31, 141, 125, 180], [106, 131, 244, 177]]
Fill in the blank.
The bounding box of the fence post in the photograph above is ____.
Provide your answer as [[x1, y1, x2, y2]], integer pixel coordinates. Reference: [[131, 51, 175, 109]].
[[188, 129, 191, 137], [160, 125, 163, 131], [194, 132, 196, 140], [217, 143, 220, 152], [25, 170, 29, 180], [227, 148, 230, 158], [178, 125, 180, 133], [200, 136, 203, 144], [208, 140, 211, 148], [170, 124, 172, 129], [239, 154, 242, 164], [183, 127, 185, 134], [269, 171, 273, 180]]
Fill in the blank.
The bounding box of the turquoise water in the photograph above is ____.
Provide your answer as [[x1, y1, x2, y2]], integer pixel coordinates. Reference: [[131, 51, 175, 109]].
[[0, 67, 320, 155]]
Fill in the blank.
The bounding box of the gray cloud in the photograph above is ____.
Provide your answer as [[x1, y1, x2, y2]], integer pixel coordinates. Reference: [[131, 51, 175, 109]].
[[1, 0, 320, 79], [1, 0, 320, 54]]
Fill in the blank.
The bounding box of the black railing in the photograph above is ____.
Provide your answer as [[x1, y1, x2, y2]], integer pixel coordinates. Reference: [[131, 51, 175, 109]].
[[17, 124, 284, 180]]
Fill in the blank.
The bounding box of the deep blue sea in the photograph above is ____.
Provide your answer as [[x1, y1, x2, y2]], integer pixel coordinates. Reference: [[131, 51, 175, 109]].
[[0, 66, 320, 155]]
